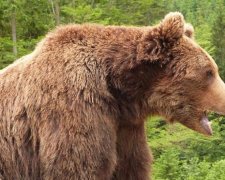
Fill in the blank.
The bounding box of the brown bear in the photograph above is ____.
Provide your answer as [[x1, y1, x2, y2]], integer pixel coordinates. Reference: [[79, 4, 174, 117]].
[[0, 12, 225, 180]]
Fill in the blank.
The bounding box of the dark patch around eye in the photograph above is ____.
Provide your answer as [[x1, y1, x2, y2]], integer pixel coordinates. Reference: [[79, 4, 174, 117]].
[[206, 70, 213, 78]]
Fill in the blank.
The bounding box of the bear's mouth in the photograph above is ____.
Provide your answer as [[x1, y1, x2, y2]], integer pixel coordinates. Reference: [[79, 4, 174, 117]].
[[181, 111, 212, 136], [200, 111, 212, 136]]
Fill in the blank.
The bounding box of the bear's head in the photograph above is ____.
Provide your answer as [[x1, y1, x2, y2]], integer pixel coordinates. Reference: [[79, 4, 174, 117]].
[[138, 12, 225, 136]]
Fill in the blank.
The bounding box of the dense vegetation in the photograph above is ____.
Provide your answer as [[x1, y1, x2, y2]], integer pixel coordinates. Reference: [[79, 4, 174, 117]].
[[1, 0, 225, 179]]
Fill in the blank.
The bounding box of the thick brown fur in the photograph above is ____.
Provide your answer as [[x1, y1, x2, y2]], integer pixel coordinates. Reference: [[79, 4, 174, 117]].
[[0, 12, 221, 179]]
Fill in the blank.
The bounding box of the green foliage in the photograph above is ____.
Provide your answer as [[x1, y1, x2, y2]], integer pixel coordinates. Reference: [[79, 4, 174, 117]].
[[0, 37, 15, 69], [206, 160, 225, 179], [146, 115, 225, 179]]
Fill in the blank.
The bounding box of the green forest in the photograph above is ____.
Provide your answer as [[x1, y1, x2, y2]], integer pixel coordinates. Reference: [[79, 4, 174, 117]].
[[1, 0, 225, 179]]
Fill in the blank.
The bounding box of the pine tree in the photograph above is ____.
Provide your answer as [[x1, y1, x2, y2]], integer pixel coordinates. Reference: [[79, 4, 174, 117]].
[[211, 3, 225, 79]]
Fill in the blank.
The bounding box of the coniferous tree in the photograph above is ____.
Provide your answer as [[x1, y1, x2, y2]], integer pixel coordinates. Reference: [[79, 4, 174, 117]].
[[211, 4, 225, 79]]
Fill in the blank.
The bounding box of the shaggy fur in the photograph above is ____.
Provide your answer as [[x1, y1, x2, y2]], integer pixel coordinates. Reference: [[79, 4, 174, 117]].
[[0, 12, 223, 179]]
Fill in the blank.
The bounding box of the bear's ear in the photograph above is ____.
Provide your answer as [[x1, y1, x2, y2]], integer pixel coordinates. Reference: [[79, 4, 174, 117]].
[[161, 12, 185, 40], [137, 12, 185, 63], [184, 23, 194, 39]]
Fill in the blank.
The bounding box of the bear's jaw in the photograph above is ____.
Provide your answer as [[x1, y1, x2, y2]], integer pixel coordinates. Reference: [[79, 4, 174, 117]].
[[173, 111, 213, 136]]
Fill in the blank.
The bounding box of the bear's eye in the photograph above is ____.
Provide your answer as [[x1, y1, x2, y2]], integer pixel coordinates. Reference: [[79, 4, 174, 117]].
[[206, 70, 213, 79]]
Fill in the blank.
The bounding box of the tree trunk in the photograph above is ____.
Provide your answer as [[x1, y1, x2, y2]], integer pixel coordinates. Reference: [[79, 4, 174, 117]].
[[49, 0, 60, 26], [11, 10, 17, 57], [54, 0, 60, 25], [91, 0, 95, 8]]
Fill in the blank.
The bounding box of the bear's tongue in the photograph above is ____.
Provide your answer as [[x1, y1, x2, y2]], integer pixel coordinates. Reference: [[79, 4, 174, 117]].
[[200, 116, 212, 136]]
